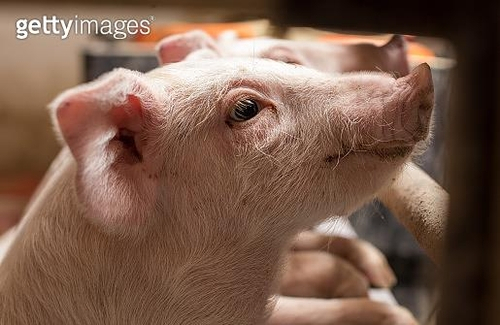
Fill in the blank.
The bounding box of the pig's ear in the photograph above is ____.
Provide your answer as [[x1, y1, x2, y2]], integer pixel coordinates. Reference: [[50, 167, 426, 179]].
[[382, 35, 410, 77], [49, 68, 160, 233], [156, 30, 221, 65]]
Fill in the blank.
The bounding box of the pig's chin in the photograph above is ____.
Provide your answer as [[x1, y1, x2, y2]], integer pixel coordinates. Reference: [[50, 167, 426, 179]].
[[335, 144, 414, 161], [354, 145, 414, 159]]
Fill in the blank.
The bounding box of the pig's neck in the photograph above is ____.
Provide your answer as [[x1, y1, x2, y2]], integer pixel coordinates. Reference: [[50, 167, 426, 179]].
[[0, 152, 289, 325]]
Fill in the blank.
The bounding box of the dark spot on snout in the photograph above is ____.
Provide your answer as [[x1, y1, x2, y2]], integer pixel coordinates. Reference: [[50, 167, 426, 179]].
[[225, 121, 233, 128], [322, 153, 345, 168], [324, 155, 336, 163]]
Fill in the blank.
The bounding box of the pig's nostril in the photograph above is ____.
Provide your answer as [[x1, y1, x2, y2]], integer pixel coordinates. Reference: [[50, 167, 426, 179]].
[[419, 101, 431, 112]]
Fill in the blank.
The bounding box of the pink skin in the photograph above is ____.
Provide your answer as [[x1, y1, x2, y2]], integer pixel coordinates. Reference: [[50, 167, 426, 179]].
[[0, 58, 432, 324], [156, 31, 409, 289], [156, 31, 424, 324], [157, 30, 410, 78]]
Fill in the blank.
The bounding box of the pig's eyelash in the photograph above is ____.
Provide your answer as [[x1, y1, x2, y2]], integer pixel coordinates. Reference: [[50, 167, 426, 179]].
[[230, 98, 261, 122]]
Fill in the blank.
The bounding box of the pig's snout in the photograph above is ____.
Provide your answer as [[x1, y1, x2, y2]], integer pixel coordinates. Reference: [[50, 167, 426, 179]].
[[393, 63, 434, 144], [353, 63, 434, 155]]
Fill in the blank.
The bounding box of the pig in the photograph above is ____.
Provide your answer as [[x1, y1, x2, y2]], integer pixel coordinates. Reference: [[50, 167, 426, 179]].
[[156, 29, 407, 298], [0, 57, 433, 325], [156, 30, 410, 77]]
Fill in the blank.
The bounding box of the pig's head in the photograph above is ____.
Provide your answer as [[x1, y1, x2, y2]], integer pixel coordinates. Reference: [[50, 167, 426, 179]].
[[156, 30, 410, 77], [49, 58, 432, 237]]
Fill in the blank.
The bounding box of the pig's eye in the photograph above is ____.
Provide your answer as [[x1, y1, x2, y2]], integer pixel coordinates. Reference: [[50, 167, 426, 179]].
[[230, 99, 260, 122]]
